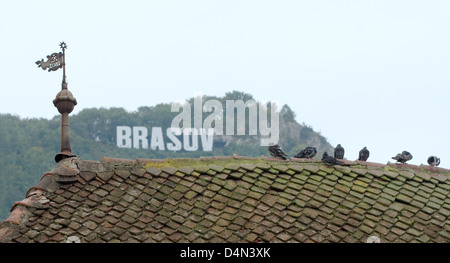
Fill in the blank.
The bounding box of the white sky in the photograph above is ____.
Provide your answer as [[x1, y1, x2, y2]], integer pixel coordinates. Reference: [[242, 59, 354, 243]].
[[1, 0, 449, 167]]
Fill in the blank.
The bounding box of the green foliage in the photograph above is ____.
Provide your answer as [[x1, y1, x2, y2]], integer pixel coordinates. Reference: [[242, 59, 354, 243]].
[[0, 91, 331, 221], [280, 104, 296, 122], [0, 114, 58, 220]]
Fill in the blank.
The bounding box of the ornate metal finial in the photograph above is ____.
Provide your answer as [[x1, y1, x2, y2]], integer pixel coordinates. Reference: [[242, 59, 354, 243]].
[[60, 41, 67, 50], [36, 42, 77, 163]]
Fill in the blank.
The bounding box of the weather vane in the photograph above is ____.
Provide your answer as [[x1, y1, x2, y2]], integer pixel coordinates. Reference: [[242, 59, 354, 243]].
[[36, 42, 77, 163]]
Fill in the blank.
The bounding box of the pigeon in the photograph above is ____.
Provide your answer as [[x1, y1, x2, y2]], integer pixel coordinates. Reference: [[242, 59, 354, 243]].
[[392, 151, 413, 164], [322, 151, 344, 166], [334, 144, 345, 159], [294, 146, 317, 159], [427, 156, 440, 167], [268, 144, 288, 160], [358, 147, 370, 161]]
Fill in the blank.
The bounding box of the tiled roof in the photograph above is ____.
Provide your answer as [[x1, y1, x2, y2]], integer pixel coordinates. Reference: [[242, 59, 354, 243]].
[[0, 156, 449, 243]]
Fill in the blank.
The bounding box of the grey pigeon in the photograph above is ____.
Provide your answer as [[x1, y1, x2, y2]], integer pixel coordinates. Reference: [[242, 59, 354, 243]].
[[334, 144, 345, 159], [392, 151, 413, 164], [294, 146, 317, 159], [322, 151, 344, 166], [358, 147, 370, 161], [427, 156, 440, 167], [268, 144, 288, 160]]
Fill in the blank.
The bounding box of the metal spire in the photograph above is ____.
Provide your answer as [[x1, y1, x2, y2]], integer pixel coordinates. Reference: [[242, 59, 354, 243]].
[[36, 42, 78, 162]]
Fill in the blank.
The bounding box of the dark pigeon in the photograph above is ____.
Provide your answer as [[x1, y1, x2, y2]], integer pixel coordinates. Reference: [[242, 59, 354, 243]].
[[294, 146, 317, 159], [427, 156, 440, 167], [392, 151, 413, 164], [358, 147, 370, 161], [268, 144, 288, 160], [334, 144, 345, 159], [322, 151, 344, 166]]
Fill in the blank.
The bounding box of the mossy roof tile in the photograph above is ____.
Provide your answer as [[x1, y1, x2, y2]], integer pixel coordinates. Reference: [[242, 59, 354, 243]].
[[416, 172, 432, 182]]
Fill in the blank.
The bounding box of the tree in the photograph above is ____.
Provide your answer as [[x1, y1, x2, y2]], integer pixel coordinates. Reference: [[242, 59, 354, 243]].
[[280, 104, 296, 122]]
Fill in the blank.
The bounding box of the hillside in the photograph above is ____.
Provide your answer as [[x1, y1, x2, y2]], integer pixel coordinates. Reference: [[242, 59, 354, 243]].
[[0, 91, 333, 221]]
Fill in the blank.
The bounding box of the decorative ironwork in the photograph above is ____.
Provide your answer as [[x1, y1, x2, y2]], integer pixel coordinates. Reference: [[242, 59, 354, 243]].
[[59, 42, 67, 50], [36, 42, 77, 163], [35, 52, 63, 72]]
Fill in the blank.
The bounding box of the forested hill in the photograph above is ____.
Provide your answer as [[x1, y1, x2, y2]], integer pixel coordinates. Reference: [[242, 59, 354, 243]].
[[0, 91, 332, 221]]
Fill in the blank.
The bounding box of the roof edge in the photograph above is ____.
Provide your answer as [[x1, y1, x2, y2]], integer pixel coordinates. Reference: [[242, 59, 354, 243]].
[[0, 158, 77, 242]]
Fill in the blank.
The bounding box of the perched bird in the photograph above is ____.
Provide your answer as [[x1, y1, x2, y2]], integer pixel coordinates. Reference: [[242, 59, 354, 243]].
[[294, 146, 317, 159], [322, 151, 344, 166], [427, 156, 440, 167], [392, 151, 413, 164], [268, 144, 288, 160], [334, 144, 345, 159], [358, 147, 370, 161]]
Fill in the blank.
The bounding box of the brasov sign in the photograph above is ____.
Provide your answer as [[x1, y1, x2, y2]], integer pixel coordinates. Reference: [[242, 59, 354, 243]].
[[116, 96, 280, 152], [117, 127, 214, 152]]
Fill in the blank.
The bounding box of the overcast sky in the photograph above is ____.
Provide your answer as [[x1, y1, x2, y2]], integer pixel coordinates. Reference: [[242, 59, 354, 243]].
[[1, 0, 449, 167]]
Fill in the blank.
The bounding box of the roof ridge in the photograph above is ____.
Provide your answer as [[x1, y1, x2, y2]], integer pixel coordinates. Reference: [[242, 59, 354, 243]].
[[99, 155, 450, 174]]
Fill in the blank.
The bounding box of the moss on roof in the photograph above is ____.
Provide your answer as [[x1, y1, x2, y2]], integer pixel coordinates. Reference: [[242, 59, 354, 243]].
[[0, 155, 449, 243]]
